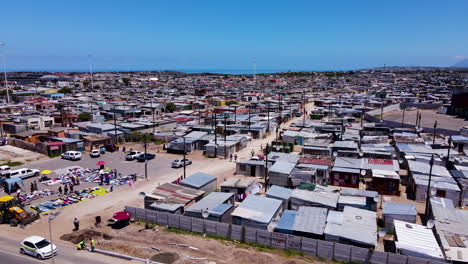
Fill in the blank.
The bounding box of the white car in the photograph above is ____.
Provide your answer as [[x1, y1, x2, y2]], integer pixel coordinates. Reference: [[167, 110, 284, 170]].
[[20, 236, 57, 259], [125, 151, 143, 160], [4, 168, 40, 179], [90, 149, 100, 158], [61, 151, 82, 161], [171, 158, 192, 168]]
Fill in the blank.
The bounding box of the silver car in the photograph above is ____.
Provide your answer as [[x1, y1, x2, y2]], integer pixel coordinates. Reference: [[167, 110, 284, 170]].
[[171, 158, 192, 168]]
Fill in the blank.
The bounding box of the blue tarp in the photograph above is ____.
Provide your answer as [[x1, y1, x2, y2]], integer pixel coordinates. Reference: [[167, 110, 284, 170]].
[[4, 177, 25, 192]]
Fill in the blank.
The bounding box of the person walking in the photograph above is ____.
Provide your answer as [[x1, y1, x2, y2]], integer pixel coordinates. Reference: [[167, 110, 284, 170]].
[[73, 217, 80, 231], [64, 184, 69, 195], [122, 146, 126, 153], [75, 176, 80, 186], [58, 186, 63, 196], [33, 181, 38, 191], [234, 154, 238, 162], [90, 239, 96, 252], [70, 183, 74, 193], [30, 182, 34, 193], [230, 153, 233, 162]]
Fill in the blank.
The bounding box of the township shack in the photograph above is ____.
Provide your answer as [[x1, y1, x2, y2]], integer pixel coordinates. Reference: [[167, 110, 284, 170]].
[[290, 185, 339, 210], [144, 183, 205, 214], [431, 202, 468, 263], [276, 206, 328, 239], [185, 192, 235, 222], [393, 220, 445, 262], [324, 206, 377, 248], [383, 203, 417, 229], [231, 195, 283, 231], [180, 172, 217, 193], [220, 177, 258, 201], [370, 169, 401, 195], [268, 161, 297, 187], [339, 188, 378, 211], [266, 185, 293, 210]]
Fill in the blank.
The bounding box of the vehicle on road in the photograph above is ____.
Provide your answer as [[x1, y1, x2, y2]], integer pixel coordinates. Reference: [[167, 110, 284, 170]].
[[61, 151, 82, 161], [171, 158, 192, 168], [0, 165, 11, 176], [0, 196, 39, 226], [2, 168, 40, 179], [125, 151, 143, 160], [136, 153, 156, 162], [90, 149, 100, 158], [104, 144, 118, 152], [20, 236, 57, 259]]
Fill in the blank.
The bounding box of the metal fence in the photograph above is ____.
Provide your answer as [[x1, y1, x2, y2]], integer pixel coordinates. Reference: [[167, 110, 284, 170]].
[[124, 206, 446, 264]]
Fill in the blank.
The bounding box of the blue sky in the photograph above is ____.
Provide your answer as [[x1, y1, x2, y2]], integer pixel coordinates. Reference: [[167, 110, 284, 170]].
[[1, 0, 468, 71]]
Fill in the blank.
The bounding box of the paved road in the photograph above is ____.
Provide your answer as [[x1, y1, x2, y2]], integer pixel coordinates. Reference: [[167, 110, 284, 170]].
[[0, 235, 134, 264], [6, 151, 175, 206]]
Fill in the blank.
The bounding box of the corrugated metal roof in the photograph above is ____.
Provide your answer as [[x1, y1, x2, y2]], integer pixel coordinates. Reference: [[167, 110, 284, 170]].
[[383, 203, 416, 216], [180, 172, 216, 188], [291, 187, 339, 208], [277, 207, 328, 235], [394, 220, 445, 261], [324, 206, 377, 247], [186, 192, 234, 213], [269, 160, 296, 175], [231, 195, 282, 224], [338, 196, 366, 206], [266, 185, 293, 201], [220, 177, 255, 188]]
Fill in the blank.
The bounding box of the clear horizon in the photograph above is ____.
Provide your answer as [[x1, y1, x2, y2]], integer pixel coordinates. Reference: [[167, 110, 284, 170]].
[[1, 0, 468, 71]]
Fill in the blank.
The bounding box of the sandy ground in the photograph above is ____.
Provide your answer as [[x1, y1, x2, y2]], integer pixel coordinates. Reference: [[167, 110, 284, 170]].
[[60, 224, 331, 264], [0, 103, 317, 263], [384, 109, 468, 131], [0, 145, 47, 164]]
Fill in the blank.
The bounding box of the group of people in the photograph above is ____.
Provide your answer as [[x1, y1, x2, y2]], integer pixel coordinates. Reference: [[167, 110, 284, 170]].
[[229, 153, 238, 162], [76, 239, 96, 251], [29, 181, 38, 193]]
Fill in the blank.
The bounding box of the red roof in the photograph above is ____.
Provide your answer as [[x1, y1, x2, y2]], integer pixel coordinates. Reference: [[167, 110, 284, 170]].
[[174, 117, 194, 122], [367, 159, 393, 165], [298, 158, 332, 166], [46, 141, 66, 146]]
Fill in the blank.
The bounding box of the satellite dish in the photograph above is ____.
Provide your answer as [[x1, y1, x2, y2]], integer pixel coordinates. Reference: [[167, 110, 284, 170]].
[[378, 229, 387, 238], [373, 195, 379, 203], [201, 208, 210, 219], [138, 192, 146, 198], [359, 152, 364, 157], [427, 220, 435, 229], [398, 158, 404, 164], [430, 188, 437, 196], [392, 153, 397, 158], [333, 151, 338, 157], [360, 170, 367, 176]]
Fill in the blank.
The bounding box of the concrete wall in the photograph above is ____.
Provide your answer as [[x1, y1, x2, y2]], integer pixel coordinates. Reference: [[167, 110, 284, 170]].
[[125, 206, 446, 264]]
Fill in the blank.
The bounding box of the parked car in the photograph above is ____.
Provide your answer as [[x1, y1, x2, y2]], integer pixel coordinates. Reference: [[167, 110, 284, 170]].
[[125, 151, 143, 161], [0, 165, 11, 176], [20, 236, 57, 259], [90, 149, 100, 158], [171, 158, 192, 168], [61, 151, 82, 161], [3, 168, 40, 179], [104, 144, 118, 152], [136, 153, 156, 162]]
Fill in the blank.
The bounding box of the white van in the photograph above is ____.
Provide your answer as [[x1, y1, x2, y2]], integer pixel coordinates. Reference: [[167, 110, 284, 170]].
[[4, 168, 40, 179], [0, 165, 11, 175], [61, 151, 82, 161]]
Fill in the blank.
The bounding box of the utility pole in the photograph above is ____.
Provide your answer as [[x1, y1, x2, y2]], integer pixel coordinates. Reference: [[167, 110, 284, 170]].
[[113, 105, 118, 144], [214, 113, 218, 158], [415, 111, 419, 128], [0, 42, 11, 104], [380, 99, 384, 123], [266, 101, 270, 132], [418, 113, 422, 128], [264, 143, 269, 192], [401, 106, 406, 126], [144, 134, 148, 181], [446, 136, 452, 168], [224, 114, 227, 159], [183, 136, 186, 179], [432, 120, 437, 146], [248, 104, 251, 133], [424, 155, 435, 221], [151, 101, 156, 134], [361, 108, 364, 127], [302, 91, 306, 127], [233, 105, 238, 123]]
